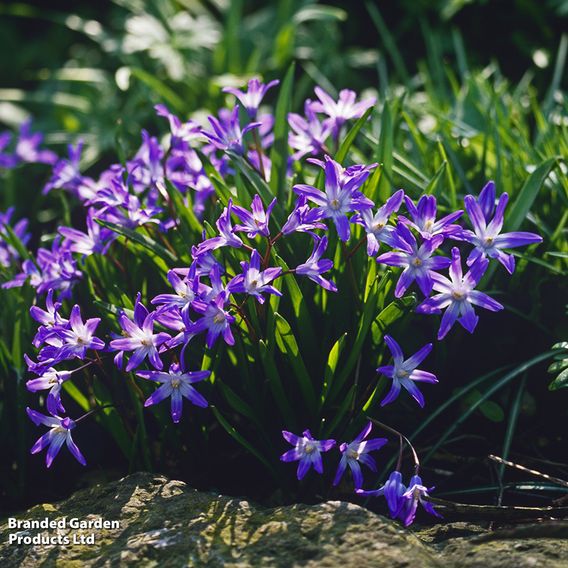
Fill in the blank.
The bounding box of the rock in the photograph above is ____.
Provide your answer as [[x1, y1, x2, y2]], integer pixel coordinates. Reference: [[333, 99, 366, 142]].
[[1, 473, 567, 567]]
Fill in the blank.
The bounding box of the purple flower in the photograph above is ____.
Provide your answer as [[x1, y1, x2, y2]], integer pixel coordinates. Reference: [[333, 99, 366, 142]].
[[376, 223, 451, 298], [357, 470, 407, 519], [194, 199, 243, 255], [0, 208, 31, 267], [397, 475, 442, 526], [280, 429, 336, 480], [295, 235, 337, 292], [56, 305, 105, 360], [333, 422, 387, 489], [232, 194, 276, 238], [352, 189, 405, 256], [281, 195, 326, 235], [43, 140, 97, 200], [26, 368, 73, 415], [309, 87, 375, 138], [399, 195, 463, 240], [416, 247, 504, 339], [155, 104, 202, 148], [294, 156, 374, 241], [223, 78, 279, 119], [3, 238, 82, 298], [377, 335, 438, 408], [127, 130, 164, 191], [137, 362, 209, 423], [202, 105, 261, 154], [59, 209, 114, 256], [30, 289, 66, 348], [151, 268, 197, 318], [457, 186, 543, 274], [288, 101, 333, 160], [27, 408, 86, 468], [0, 120, 57, 168], [227, 249, 282, 304], [110, 294, 171, 371], [188, 292, 236, 348]]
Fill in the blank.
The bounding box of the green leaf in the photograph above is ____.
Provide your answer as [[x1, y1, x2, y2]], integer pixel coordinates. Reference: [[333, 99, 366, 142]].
[[211, 406, 276, 475], [95, 219, 176, 264], [274, 312, 317, 411], [321, 385, 356, 438], [371, 295, 416, 344], [161, 179, 202, 238], [423, 350, 557, 463], [322, 333, 347, 402], [92, 380, 132, 459], [549, 367, 568, 390], [329, 270, 393, 402], [130, 67, 185, 112], [216, 380, 263, 429], [374, 102, 394, 202], [270, 63, 295, 202], [424, 160, 447, 195], [259, 339, 296, 423], [505, 158, 557, 232], [479, 400, 505, 422], [62, 381, 90, 412], [336, 107, 373, 163]]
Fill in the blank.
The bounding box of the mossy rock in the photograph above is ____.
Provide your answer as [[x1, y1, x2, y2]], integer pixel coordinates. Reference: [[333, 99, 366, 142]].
[[1, 473, 567, 567]]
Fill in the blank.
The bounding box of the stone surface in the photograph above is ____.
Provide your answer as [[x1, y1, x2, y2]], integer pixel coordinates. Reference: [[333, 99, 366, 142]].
[[0, 472, 567, 567]]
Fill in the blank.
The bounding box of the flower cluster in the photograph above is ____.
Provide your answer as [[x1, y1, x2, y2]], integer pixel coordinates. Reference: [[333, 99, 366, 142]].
[[10, 77, 543, 525], [280, 422, 387, 489], [25, 292, 104, 466]]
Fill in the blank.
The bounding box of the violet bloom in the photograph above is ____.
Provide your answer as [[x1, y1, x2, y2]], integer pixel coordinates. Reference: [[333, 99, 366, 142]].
[[110, 295, 171, 371], [399, 195, 463, 240], [194, 200, 243, 255], [295, 235, 337, 292], [27, 408, 86, 468], [232, 194, 276, 238], [351, 189, 405, 256], [309, 87, 375, 138], [137, 362, 209, 423], [397, 475, 441, 526], [26, 368, 72, 415], [155, 104, 202, 147], [43, 140, 97, 201], [59, 209, 114, 256], [357, 470, 406, 519], [30, 289, 66, 347], [3, 237, 82, 298], [281, 195, 327, 235], [223, 78, 279, 119], [0, 208, 31, 267], [202, 105, 261, 154], [288, 101, 333, 160], [416, 247, 504, 339], [376, 223, 451, 298], [151, 268, 197, 318], [57, 305, 105, 360], [0, 120, 57, 167], [228, 249, 282, 304], [280, 429, 336, 480], [458, 186, 542, 274], [333, 422, 387, 489], [127, 130, 164, 191], [294, 155, 374, 241], [188, 292, 235, 348], [377, 335, 437, 408]]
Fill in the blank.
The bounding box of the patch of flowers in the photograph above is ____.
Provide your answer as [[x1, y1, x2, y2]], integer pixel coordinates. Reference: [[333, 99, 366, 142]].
[[0, 75, 543, 524]]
